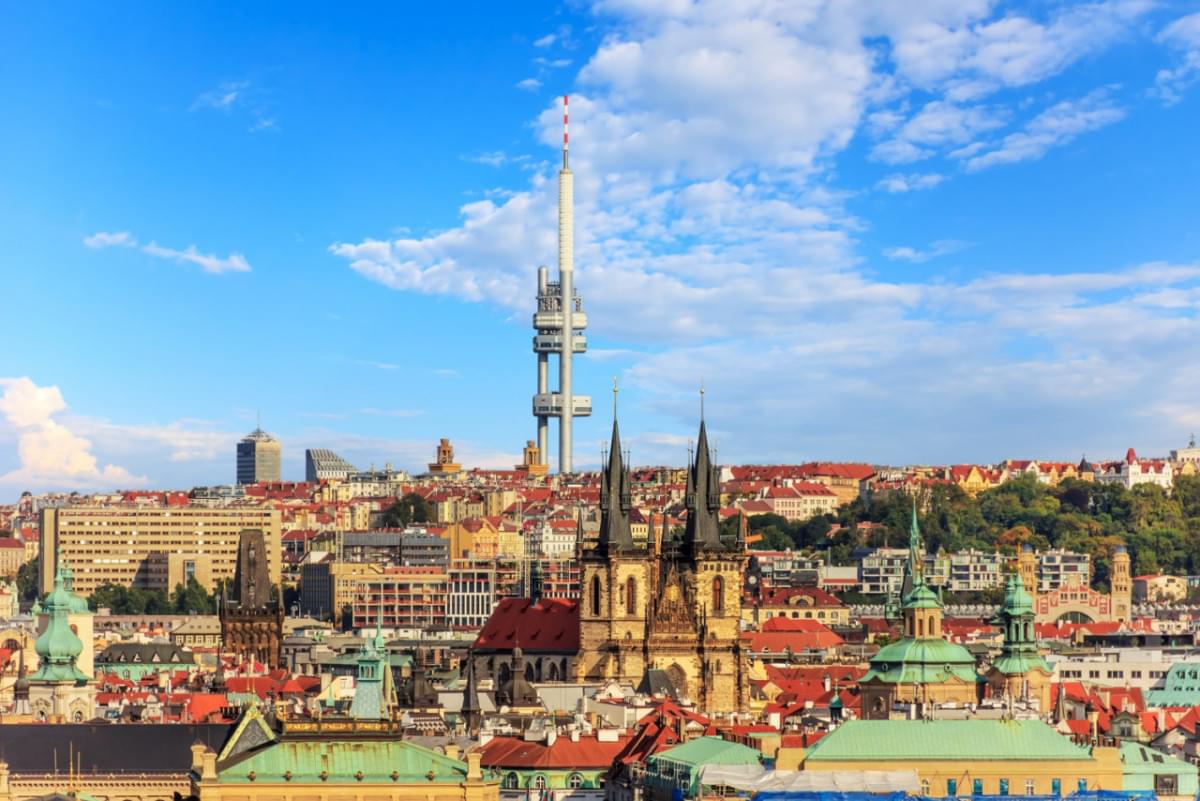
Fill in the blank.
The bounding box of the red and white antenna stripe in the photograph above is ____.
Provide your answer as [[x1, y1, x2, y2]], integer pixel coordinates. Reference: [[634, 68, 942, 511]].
[[563, 95, 569, 151]]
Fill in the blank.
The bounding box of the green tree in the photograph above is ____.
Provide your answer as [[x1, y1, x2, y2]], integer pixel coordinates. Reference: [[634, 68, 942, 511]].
[[171, 577, 215, 614], [378, 492, 433, 527], [16, 559, 39, 601]]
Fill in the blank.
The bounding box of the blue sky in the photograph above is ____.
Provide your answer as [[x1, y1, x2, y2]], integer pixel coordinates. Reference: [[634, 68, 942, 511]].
[[2, 0, 1200, 495]]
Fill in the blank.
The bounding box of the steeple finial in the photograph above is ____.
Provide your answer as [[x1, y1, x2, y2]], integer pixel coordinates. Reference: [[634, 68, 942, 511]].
[[700, 379, 705, 422], [613, 376, 619, 420]]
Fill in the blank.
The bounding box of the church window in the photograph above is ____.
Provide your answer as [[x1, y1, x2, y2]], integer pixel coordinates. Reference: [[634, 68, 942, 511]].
[[569, 774, 585, 789], [712, 576, 724, 612], [917, 618, 924, 637], [921, 780, 930, 796], [503, 774, 519, 789], [626, 576, 637, 614], [591, 575, 602, 616]]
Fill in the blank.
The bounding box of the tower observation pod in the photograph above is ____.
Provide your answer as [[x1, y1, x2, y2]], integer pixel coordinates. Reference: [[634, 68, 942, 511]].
[[532, 95, 591, 473]]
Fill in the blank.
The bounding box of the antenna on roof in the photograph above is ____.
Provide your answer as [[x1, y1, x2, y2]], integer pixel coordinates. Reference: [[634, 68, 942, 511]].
[[562, 95, 569, 169]]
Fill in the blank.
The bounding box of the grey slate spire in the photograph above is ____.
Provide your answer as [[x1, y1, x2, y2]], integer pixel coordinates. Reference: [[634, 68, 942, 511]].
[[597, 417, 635, 554], [684, 419, 722, 555]]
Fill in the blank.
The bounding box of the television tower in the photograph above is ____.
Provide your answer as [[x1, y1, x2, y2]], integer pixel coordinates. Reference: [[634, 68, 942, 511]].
[[532, 95, 591, 473]]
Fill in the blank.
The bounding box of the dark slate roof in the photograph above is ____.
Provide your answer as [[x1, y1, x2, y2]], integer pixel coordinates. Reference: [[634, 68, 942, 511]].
[[0, 724, 232, 772], [96, 642, 191, 665]]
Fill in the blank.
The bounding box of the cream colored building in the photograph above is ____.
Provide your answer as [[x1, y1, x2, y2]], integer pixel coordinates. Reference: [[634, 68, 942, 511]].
[[39, 506, 282, 596]]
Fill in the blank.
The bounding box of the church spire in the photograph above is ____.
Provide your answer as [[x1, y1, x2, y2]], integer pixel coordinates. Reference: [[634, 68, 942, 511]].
[[684, 418, 722, 555], [461, 651, 481, 735], [597, 396, 635, 554]]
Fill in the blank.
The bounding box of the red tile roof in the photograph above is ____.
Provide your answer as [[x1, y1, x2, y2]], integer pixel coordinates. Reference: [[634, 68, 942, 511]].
[[476, 734, 631, 770], [473, 597, 580, 653]]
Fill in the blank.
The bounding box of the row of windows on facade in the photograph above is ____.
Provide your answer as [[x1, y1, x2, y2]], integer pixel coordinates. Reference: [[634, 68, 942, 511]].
[[502, 772, 593, 790], [1058, 669, 1165, 680], [588, 575, 725, 617]]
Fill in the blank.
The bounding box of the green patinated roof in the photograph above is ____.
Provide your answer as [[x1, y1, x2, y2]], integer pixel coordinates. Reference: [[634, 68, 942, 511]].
[[1120, 742, 1198, 777], [863, 637, 979, 685], [648, 736, 762, 768], [992, 652, 1051, 676], [903, 581, 941, 609], [804, 720, 1093, 763], [220, 738, 470, 783], [1002, 573, 1034, 615]]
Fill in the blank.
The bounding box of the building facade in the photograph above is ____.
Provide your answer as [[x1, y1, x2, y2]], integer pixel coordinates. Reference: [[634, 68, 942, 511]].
[[39, 505, 281, 596], [575, 417, 747, 713], [236, 427, 282, 485]]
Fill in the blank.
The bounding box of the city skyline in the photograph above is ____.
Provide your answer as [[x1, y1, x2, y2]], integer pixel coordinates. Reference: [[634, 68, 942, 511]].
[[2, 2, 1200, 493]]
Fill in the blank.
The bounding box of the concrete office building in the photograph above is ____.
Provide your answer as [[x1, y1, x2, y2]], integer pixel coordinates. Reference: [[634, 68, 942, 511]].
[[304, 448, 357, 482], [236, 426, 282, 485], [39, 506, 282, 596]]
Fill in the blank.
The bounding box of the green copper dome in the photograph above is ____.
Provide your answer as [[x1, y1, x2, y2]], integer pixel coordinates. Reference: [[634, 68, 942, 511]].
[[1002, 572, 1034, 616], [865, 637, 979, 685], [903, 580, 941, 609], [30, 556, 90, 684]]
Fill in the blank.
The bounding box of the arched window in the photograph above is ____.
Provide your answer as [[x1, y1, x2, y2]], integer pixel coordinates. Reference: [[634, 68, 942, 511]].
[[712, 575, 724, 612], [591, 575, 602, 617], [917, 617, 924, 637], [569, 773, 585, 789], [532, 775, 548, 790], [626, 576, 637, 614], [503, 773, 520, 789]]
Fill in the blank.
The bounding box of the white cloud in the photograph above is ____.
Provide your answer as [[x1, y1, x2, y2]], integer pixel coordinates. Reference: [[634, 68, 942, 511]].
[[249, 116, 278, 133], [141, 242, 251, 274], [190, 80, 250, 112], [0, 378, 144, 490], [883, 240, 969, 263], [516, 77, 542, 91], [85, 230, 252, 274], [871, 100, 1003, 164], [1152, 12, 1200, 105], [330, 1, 1200, 464], [534, 33, 557, 48], [965, 88, 1125, 171], [83, 231, 137, 249], [876, 173, 945, 193]]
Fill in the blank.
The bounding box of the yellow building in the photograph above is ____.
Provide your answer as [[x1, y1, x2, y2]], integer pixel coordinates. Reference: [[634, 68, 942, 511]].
[[1017, 543, 1131, 623], [801, 720, 1123, 797], [192, 707, 498, 801], [428, 438, 463, 475], [39, 506, 282, 596], [576, 418, 746, 714]]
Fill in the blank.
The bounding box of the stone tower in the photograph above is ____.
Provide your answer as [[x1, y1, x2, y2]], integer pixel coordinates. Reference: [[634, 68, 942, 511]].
[[1018, 543, 1038, 598], [577, 416, 652, 684], [643, 419, 746, 713], [220, 529, 284, 668], [1111, 545, 1132, 623]]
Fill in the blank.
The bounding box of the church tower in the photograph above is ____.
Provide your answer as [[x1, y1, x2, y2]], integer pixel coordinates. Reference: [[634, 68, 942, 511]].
[[576, 399, 652, 684], [644, 417, 746, 713], [1111, 545, 1131, 623], [986, 572, 1052, 710]]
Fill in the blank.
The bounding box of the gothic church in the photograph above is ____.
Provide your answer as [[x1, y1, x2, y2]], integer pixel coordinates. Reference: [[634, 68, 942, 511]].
[[574, 415, 747, 714]]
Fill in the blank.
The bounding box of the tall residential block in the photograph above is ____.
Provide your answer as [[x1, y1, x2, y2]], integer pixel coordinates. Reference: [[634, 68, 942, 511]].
[[236, 426, 282, 485], [39, 506, 282, 596]]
